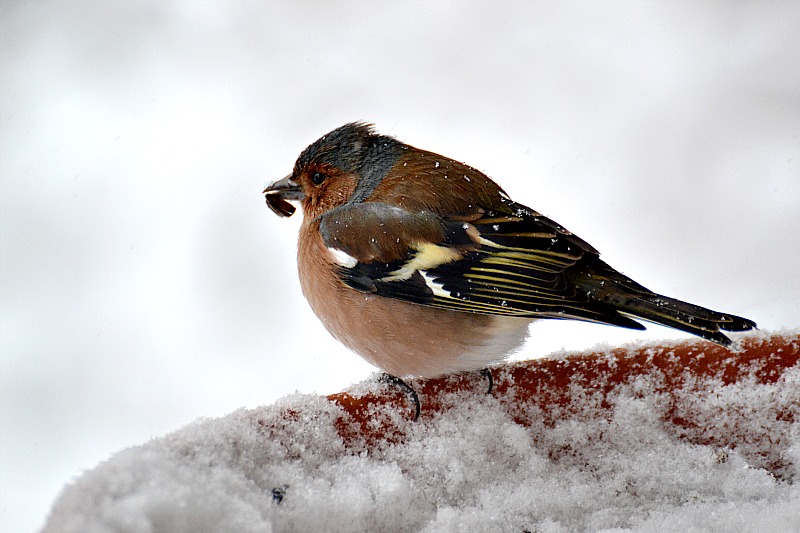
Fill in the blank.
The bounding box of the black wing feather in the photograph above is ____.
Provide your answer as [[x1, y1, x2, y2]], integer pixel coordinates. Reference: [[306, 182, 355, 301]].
[[324, 202, 755, 344]]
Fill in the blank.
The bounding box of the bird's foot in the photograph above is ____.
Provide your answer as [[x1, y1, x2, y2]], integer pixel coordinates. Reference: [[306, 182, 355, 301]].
[[480, 368, 494, 395], [377, 373, 421, 421]]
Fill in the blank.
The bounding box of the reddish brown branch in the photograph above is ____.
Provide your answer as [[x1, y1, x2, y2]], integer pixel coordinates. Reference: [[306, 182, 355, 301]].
[[328, 334, 799, 468]]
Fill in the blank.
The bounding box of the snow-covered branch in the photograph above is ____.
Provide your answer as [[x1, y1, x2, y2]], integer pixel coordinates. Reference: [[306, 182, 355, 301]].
[[44, 333, 799, 532]]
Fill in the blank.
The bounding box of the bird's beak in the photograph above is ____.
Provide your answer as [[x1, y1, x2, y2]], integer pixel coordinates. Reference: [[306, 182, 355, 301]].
[[263, 174, 304, 218]]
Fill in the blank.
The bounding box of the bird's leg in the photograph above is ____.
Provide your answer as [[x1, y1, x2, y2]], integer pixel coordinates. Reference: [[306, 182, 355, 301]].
[[480, 368, 494, 395], [377, 373, 421, 421]]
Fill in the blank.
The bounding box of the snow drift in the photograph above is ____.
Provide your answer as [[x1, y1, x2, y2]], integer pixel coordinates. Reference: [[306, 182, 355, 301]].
[[43, 333, 799, 532]]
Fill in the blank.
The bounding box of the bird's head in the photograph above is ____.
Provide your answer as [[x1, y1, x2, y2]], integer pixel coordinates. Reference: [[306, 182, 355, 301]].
[[263, 122, 405, 220]]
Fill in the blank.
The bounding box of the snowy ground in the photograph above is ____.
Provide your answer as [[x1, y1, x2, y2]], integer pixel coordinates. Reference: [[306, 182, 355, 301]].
[[42, 334, 798, 532], [2, 2, 799, 532]]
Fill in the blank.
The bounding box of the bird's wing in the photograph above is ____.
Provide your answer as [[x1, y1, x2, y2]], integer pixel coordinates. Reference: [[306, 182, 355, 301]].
[[318, 201, 644, 329]]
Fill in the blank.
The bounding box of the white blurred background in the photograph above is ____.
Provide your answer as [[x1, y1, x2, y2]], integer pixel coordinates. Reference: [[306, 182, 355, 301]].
[[2, 1, 798, 531]]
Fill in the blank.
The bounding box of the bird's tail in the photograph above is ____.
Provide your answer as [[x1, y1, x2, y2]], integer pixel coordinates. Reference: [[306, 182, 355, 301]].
[[579, 262, 757, 346]]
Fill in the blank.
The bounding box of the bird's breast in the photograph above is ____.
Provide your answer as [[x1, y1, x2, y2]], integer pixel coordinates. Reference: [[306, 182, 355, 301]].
[[296, 227, 532, 378]]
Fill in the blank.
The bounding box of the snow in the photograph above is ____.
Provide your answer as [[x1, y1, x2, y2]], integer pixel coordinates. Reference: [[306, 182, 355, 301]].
[[43, 335, 799, 532]]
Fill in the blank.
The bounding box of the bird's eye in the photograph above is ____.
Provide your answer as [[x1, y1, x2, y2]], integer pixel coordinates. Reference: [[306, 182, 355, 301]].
[[311, 171, 327, 185]]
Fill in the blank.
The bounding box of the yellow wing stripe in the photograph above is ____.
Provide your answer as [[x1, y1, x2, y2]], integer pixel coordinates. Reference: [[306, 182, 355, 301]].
[[466, 268, 553, 280]]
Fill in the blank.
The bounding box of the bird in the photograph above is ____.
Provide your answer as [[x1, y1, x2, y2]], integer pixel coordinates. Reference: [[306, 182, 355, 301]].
[[263, 122, 756, 382]]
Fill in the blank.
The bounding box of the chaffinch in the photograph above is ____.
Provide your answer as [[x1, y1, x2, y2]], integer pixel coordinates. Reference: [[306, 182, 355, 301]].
[[263, 122, 756, 380]]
